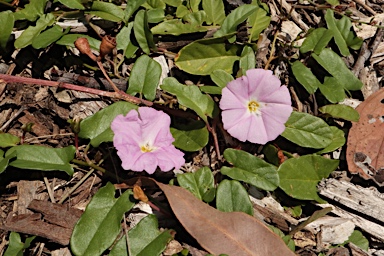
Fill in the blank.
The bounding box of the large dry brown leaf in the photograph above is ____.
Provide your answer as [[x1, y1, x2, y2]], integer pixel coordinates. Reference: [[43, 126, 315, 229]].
[[346, 87, 384, 185], [156, 182, 295, 256]]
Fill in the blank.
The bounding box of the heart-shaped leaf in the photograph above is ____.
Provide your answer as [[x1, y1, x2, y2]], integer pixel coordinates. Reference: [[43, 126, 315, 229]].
[[278, 155, 339, 202], [70, 183, 134, 256], [221, 148, 279, 191]]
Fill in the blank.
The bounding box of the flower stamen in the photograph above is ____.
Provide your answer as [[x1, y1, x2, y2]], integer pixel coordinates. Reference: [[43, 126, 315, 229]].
[[248, 100, 260, 113], [140, 143, 155, 152]]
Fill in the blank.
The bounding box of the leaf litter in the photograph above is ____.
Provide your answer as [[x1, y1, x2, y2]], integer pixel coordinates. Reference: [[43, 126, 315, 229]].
[[0, 0, 383, 255]]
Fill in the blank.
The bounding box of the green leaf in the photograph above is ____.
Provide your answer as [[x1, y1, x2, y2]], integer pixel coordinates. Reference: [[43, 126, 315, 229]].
[[175, 37, 241, 75], [134, 10, 156, 54], [291, 60, 321, 94], [90, 1, 125, 22], [14, 13, 55, 49], [116, 23, 138, 58], [239, 46, 256, 73], [214, 5, 257, 38], [335, 16, 363, 50], [177, 167, 214, 201], [247, 7, 270, 42], [56, 34, 101, 50], [78, 101, 137, 147], [216, 180, 253, 216], [6, 145, 75, 175], [13, 0, 47, 21], [4, 232, 35, 256], [325, 9, 349, 56], [144, 0, 166, 9], [0, 150, 16, 174], [300, 28, 327, 54], [32, 25, 65, 49], [318, 76, 346, 103], [109, 235, 128, 256], [163, 0, 183, 7], [151, 19, 208, 36], [343, 230, 369, 251], [316, 126, 345, 154], [128, 215, 173, 256], [171, 122, 209, 152], [278, 155, 339, 202], [210, 69, 234, 88], [221, 148, 279, 191], [124, 0, 146, 22], [202, 0, 225, 25], [319, 104, 359, 122], [326, 0, 339, 5], [199, 85, 222, 95], [183, 10, 206, 25], [58, 0, 85, 10], [147, 8, 165, 23], [0, 133, 20, 148], [313, 29, 334, 55], [282, 111, 333, 149], [71, 183, 134, 256], [127, 55, 161, 101], [161, 77, 217, 122], [189, 0, 201, 12], [0, 11, 14, 49]]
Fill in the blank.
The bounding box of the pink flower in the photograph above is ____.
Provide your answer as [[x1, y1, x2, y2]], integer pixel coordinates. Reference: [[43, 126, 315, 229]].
[[219, 69, 292, 144], [111, 107, 185, 174]]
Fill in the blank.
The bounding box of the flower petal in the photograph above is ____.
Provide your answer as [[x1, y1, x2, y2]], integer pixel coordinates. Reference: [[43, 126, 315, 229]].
[[261, 104, 293, 141], [246, 69, 282, 101], [220, 86, 248, 111], [260, 85, 291, 105]]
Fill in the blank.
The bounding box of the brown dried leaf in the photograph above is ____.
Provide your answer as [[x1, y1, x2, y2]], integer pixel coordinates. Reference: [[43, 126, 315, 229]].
[[156, 182, 295, 256], [346, 87, 384, 185]]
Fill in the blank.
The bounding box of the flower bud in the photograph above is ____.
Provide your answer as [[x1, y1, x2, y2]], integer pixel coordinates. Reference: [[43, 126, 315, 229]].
[[21, 123, 34, 133], [74, 37, 97, 62], [68, 117, 82, 134], [98, 35, 116, 60]]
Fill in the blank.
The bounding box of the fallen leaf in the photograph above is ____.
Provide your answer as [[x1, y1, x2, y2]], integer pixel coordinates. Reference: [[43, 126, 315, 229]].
[[156, 182, 295, 256], [346, 87, 384, 185]]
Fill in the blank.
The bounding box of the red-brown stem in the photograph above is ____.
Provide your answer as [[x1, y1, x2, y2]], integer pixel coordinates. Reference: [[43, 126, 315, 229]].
[[0, 74, 153, 106], [206, 117, 221, 161], [96, 61, 121, 93]]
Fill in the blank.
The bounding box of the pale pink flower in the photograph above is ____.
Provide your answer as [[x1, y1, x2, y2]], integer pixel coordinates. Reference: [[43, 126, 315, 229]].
[[219, 69, 292, 144], [111, 107, 185, 174]]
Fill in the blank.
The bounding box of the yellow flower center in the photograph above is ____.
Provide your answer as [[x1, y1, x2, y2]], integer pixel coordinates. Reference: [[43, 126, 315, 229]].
[[140, 143, 155, 153], [248, 100, 260, 113]]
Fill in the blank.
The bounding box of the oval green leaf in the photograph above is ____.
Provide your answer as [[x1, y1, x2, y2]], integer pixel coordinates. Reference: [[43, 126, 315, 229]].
[[221, 148, 279, 191], [175, 37, 241, 75], [278, 155, 339, 202], [316, 126, 346, 154], [71, 183, 134, 256], [78, 101, 137, 147], [247, 6, 270, 42], [90, 1, 124, 22], [291, 60, 321, 94], [214, 5, 257, 38], [0, 133, 20, 148], [312, 48, 363, 91], [216, 180, 253, 216], [281, 111, 333, 149], [319, 104, 360, 122], [32, 25, 65, 49], [0, 11, 14, 49], [171, 123, 209, 152], [58, 0, 84, 10], [134, 10, 156, 54], [6, 145, 75, 175], [127, 55, 161, 101], [202, 0, 225, 25]]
